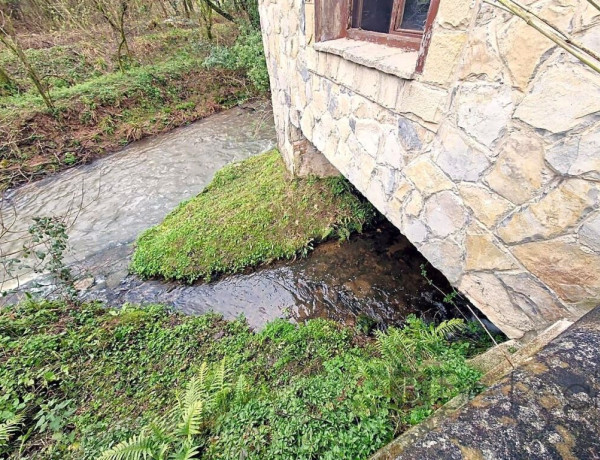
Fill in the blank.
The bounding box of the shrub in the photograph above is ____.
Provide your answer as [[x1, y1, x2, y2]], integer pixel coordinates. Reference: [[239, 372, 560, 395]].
[[204, 27, 270, 93]]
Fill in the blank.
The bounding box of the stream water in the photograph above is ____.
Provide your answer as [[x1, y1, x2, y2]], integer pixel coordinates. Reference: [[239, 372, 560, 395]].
[[1, 104, 462, 329]]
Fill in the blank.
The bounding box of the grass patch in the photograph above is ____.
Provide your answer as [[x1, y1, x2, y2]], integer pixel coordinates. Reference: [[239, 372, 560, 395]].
[[0, 299, 490, 459], [131, 150, 377, 282]]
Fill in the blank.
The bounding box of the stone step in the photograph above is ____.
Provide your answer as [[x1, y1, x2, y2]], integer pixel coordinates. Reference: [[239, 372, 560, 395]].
[[468, 338, 521, 374]]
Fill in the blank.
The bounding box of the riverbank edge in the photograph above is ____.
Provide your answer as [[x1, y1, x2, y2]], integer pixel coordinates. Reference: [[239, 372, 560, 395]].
[[0, 299, 494, 459]]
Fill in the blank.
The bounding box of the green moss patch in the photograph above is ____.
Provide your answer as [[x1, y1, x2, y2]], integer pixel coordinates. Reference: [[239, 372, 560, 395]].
[[130, 150, 377, 282]]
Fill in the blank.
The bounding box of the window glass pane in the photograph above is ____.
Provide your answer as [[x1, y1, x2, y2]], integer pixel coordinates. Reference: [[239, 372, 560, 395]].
[[399, 0, 431, 31], [357, 0, 394, 33]]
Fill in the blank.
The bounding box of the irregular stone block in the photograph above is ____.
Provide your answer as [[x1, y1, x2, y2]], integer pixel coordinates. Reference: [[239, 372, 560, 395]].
[[498, 179, 598, 244], [498, 17, 554, 91], [421, 30, 468, 86], [354, 119, 382, 158], [485, 132, 552, 205], [378, 130, 406, 170], [515, 63, 600, 133], [579, 212, 600, 253], [419, 238, 464, 285], [423, 191, 468, 238], [465, 230, 518, 271], [404, 157, 454, 196], [458, 24, 505, 82], [398, 83, 447, 124], [436, 0, 474, 28], [459, 272, 535, 338], [456, 83, 513, 146], [546, 127, 600, 180], [435, 128, 491, 181], [405, 191, 423, 217], [498, 272, 571, 324], [512, 237, 600, 305], [397, 118, 423, 152], [458, 183, 514, 228], [402, 217, 429, 244]]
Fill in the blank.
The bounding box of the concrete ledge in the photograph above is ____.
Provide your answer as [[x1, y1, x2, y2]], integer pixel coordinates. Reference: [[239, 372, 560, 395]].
[[314, 39, 418, 80], [372, 306, 600, 459]]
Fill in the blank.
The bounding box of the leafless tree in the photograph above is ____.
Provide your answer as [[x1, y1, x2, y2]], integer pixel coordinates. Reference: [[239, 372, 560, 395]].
[[90, 0, 132, 72], [0, 8, 54, 109], [200, 0, 234, 22]]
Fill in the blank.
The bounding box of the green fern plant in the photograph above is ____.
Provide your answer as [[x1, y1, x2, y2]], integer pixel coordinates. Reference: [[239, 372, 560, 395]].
[[100, 359, 241, 460], [359, 316, 468, 409], [0, 413, 23, 447], [375, 316, 466, 371]]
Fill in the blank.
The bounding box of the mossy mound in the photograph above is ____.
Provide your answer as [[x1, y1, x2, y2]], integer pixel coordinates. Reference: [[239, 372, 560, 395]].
[[131, 150, 377, 282]]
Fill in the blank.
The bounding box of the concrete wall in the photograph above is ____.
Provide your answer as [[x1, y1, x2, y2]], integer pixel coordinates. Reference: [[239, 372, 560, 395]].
[[258, 0, 600, 338]]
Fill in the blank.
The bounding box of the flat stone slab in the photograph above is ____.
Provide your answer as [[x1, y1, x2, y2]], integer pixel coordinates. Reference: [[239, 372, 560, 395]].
[[376, 306, 600, 459]]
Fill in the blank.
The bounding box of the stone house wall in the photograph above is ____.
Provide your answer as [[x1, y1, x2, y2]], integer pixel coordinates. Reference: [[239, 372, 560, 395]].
[[258, 0, 600, 338]]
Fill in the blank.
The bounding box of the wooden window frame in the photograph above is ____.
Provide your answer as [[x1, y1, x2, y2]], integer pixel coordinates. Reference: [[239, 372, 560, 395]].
[[348, 0, 438, 51], [315, 0, 440, 72]]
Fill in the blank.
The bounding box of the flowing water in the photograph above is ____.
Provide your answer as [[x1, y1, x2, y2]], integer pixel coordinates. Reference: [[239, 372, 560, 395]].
[[1, 103, 463, 329]]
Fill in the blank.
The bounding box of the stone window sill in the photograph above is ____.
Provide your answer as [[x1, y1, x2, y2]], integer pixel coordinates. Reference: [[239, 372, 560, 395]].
[[313, 38, 418, 80]]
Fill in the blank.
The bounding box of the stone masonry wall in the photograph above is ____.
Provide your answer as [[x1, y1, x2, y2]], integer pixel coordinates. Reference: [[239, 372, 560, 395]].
[[258, 0, 600, 338]]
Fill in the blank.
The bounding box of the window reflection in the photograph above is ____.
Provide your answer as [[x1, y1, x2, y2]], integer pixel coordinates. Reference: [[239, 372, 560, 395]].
[[358, 0, 394, 33], [399, 0, 431, 31]]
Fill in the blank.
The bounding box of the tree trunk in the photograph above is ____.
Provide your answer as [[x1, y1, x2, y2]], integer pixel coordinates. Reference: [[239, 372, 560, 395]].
[[0, 14, 54, 110], [157, 0, 169, 18], [18, 45, 54, 109], [0, 65, 14, 95], [202, 0, 234, 22]]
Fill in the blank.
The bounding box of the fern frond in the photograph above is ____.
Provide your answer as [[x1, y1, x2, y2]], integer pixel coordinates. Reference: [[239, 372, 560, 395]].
[[232, 373, 250, 404], [177, 399, 205, 439], [99, 434, 154, 460], [169, 442, 200, 460], [0, 413, 23, 444], [197, 362, 208, 391], [375, 327, 418, 372], [434, 319, 466, 339], [211, 357, 229, 394], [177, 370, 209, 421]]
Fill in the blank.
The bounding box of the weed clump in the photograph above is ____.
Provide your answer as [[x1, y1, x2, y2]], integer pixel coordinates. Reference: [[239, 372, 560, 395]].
[[203, 26, 270, 93]]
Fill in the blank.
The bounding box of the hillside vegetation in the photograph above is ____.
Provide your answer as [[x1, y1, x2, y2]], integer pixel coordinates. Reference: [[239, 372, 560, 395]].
[[0, 0, 268, 191]]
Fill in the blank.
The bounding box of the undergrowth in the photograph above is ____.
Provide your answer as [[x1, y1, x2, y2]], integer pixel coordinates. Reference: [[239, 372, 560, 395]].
[[131, 150, 378, 282], [0, 299, 490, 459], [0, 25, 267, 191]]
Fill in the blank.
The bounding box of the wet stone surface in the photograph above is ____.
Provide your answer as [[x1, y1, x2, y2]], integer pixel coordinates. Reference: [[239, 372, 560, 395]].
[[379, 305, 600, 460]]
